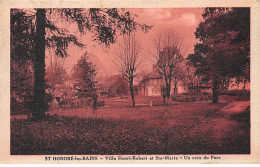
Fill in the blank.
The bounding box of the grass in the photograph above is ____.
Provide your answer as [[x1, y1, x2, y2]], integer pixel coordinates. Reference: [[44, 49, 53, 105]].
[[11, 97, 250, 155]]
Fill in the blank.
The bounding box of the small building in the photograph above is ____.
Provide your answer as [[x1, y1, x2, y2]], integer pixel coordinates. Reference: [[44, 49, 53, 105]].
[[139, 69, 163, 96], [47, 84, 73, 109], [139, 66, 187, 96]]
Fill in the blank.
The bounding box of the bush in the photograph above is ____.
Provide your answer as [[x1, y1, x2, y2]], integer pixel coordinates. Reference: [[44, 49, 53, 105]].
[[171, 93, 212, 102], [220, 90, 250, 101], [98, 100, 105, 107], [221, 90, 250, 96], [11, 97, 22, 115]]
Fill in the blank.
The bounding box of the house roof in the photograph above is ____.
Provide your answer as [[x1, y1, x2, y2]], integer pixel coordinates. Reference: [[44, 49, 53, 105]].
[[140, 70, 162, 83]]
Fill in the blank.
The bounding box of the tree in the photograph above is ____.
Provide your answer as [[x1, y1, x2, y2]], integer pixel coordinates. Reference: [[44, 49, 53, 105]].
[[172, 65, 186, 94], [72, 53, 98, 109], [153, 30, 185, 102], [11, 9, 36, 64], [182, 63, 202, 94], [12, 8, 151, 119], [187, 8, 250, 103], [107, 75, 129, 97], [11, 61, 34, 114], [113, 76, 129, 95], [45, 52, 68, 98], [11, 9, 36, 114], [116, 35, 142, 107]]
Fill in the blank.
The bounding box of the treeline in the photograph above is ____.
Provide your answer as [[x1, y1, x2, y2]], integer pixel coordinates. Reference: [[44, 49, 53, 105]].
[[11, 8, 151, 118]]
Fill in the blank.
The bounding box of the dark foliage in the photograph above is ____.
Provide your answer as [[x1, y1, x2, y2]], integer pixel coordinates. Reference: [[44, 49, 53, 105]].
[[171, 93, 212, 102], [72, 54, 98, 99], [187, 8, 250, 104], [11, 9, 35, 115]]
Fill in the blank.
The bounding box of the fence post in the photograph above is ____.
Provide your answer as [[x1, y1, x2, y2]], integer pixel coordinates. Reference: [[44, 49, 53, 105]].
[[150, 97, 153, 107]]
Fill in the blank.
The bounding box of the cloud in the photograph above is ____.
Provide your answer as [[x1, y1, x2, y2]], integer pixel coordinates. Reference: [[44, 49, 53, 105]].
[[180, 13, 197, 26], [158, 12, 198, 28], [142, 9, 172, 20]]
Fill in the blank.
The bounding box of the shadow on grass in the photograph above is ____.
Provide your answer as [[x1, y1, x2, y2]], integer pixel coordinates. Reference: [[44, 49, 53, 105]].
[[229, 106, 250, 126]]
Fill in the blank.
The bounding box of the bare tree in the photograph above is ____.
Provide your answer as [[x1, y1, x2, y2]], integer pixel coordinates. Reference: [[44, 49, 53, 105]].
[[182, 63, 202, 94], [153, 30, 185, 103], [115, 35, 142, 107], [45, 51, 68, 97]]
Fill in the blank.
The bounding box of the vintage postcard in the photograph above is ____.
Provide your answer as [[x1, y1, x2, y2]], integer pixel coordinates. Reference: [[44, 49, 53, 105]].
[[0, 0, 260, 164]]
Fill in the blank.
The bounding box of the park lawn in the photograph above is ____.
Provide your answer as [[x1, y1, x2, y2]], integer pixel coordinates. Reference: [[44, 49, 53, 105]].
[[11, 100, 250, 155]]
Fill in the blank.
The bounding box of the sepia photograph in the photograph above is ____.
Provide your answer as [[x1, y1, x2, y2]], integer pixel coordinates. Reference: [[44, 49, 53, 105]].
[[9, 7, 251, 156]]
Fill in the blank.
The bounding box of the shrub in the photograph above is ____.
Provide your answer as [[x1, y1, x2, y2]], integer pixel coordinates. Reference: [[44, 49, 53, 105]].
[[221, 90, 250, 96], [171, 93, 212, 102], [98, 100, 105, 107]]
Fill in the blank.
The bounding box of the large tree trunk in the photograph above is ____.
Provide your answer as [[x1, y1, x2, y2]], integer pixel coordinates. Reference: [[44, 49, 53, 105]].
[[243, 79, 247, 91], [166, 80, 171, 99], [212, 77, 219, 104], [162, 77, 171, 105], [129, 79, 135, 107], [160, 86, 167, 106], [92, 94, 98, 111], [33, 9, 46, 119], [174, 79, 178, 94]]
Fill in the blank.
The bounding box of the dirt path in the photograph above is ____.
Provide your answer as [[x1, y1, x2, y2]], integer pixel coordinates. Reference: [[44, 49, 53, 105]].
[[220, 100, 250, 114]]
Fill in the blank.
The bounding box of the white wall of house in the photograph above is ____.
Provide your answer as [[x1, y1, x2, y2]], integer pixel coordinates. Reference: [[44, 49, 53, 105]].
[[175, 85, 187, 94], [141, 78, 188, 96], [140, 77, 250, 97]]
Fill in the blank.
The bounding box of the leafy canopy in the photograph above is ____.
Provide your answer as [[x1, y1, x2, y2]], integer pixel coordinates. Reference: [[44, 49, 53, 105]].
[[187, 8, 250, 82]]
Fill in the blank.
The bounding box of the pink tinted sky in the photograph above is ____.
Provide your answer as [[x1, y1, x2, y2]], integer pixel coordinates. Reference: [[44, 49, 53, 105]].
[[58, 8, 204, 78]]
